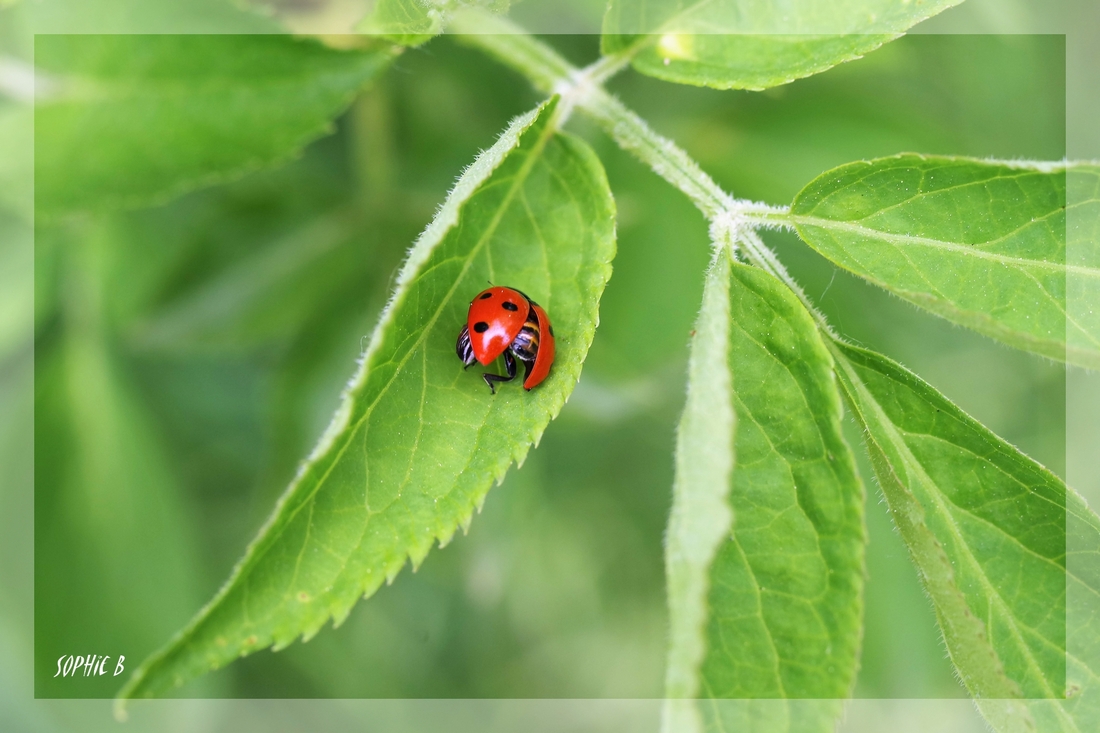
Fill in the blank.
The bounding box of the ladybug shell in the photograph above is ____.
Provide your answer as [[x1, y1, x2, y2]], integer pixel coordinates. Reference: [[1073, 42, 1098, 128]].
[[523, 303, 555, 390], [466, 287, 530, 365]]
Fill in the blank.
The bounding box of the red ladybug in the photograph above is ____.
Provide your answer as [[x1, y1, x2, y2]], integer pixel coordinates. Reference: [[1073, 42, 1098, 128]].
[[456, 286, 555, 393]]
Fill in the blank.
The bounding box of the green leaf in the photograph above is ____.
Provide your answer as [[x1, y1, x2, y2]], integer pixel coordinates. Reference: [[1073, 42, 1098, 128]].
[[701, 259, 864, 699], [358, 0, 444, 46], [1068, 165, 1100, 364], [831, 339, 1100, 731], [700, 700, 846, 733], [131, 210, 370, 352], [663, 246, 862, 732], [358, 0, 511, 46], [791, 156, 1099, 369], [663, 247, 735, 733], [601, 0, 963, 91], [1063, 488, 1100, 729], [115, 96, 617, 705], [34, 35, 396, 217]]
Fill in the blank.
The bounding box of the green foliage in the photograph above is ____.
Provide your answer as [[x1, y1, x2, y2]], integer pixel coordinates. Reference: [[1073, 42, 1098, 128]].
[[832, 340, 1096, 729], [359, 0, 445, 45], [19, 19, 1089, 733], [34, 35, 395, 217], [698, 259, 863, 700], [601, 0, 963, 90], [663, 248, 735, 732], [793, 156, 1100, 368], [1068, 166, 1100, 361], [665, 248, 863, 733], [700, 699, 844, 733], [359, 0, 512, 45], [1063, 484, 1100, 730], [117, 97, 617, 703], [35, 228, 205, 698]]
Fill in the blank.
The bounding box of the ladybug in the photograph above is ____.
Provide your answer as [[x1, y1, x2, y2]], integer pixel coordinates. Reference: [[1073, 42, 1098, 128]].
[[456, 286, 555, 393]]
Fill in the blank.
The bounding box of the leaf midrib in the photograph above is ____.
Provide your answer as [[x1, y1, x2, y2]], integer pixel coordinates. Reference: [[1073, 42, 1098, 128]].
[[189, 112, 561, 645], [797, 216, 1100, 356], [832, 341, 1068, 707], [900, 429, 1066, 517], [707, 266, 851, 699], [807, 163, 1056, 223], [834, 348, 1028, 702], [708, 538, 788, 697], [790, 214, 1091, 276], [255, 116, 560, 610]]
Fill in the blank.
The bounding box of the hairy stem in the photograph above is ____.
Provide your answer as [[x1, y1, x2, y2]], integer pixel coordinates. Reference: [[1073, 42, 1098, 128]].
[[454, 11, 738, 220], [581, 45, 640, 87], [450, 11, 571, 92], [451, 11, 830, 326]]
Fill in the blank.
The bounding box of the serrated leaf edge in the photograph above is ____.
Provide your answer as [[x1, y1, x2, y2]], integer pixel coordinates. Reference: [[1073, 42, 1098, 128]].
[[829, 339, 1058, 731], [114, 98, 558, 713]]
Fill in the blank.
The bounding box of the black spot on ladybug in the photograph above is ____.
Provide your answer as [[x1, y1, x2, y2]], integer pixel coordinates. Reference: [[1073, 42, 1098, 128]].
[[502, 301, 519, 311], [473, 321, 489, 333], [548, 325, 555, 337], [479, 292, 493, 299]]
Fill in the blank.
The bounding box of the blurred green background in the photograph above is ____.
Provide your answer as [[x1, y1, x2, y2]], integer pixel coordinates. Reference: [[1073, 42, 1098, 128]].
[[21, 27, 1066, 704]]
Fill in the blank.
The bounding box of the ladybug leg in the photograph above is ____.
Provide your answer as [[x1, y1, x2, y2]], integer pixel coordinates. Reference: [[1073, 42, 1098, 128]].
[[482, 349, 517, 394], [456, 326, 476, 369]]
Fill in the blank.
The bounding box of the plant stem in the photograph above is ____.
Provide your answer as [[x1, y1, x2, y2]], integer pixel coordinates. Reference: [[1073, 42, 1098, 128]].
[[453, 11, 736, 220], [583, 87, 737, 219], [455, 23, 792, 225], [738, 229, 835, 336], [452, 13, 833, 324], [450, 10, 571, 93], [451, 12, 843, 341], [580, 35, 652, 87]]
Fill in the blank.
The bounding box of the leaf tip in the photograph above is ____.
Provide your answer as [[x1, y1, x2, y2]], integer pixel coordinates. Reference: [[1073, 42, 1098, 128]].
[[437, 525, 457, 549], [409, 539, 432, 571], [384, 558, 406, 585], [300, 617, 328, 644]]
